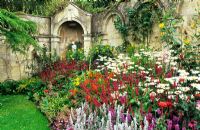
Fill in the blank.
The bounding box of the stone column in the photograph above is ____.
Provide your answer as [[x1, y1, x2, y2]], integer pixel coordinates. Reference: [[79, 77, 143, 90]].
[[51, 36, 61, 56], [83, 34, 92, 56]]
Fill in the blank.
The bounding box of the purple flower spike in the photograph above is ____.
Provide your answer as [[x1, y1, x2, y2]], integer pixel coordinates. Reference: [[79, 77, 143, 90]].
[[167, 120, 172, 130], [120, 113, 125, 122], [175, 124, 180, 130], [182, 127, 186, 130], [127, 113, 132, 122], [173, 115, 179, 124]]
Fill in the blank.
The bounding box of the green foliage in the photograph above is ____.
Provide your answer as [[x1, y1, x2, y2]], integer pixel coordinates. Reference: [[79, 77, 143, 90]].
[[0, 9, 38, 54], [17, 77, 47, 100], [0, 0, 69, 16], [0, 0, 119, 15], [39, 95, 67, 122], [66, 49, 85, 62], [31, 46, 60, 74], [0, 79, 19, 95], [127, 0, 162, 44], [75, 0, 119, 13], [88, 44, 114, 63], [33, 0, 69, 16]]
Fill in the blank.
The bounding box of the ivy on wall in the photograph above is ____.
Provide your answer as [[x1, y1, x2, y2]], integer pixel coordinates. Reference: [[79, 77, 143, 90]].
[[114, 0, 162, 45]]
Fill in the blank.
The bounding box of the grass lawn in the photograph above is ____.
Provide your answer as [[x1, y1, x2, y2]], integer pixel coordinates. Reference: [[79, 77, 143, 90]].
[[0, 95, 50, 130]]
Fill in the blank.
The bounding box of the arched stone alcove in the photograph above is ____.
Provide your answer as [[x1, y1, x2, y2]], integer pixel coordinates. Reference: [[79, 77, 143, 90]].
[[103, 11, 124, 47], [58, 21, 84, 54]]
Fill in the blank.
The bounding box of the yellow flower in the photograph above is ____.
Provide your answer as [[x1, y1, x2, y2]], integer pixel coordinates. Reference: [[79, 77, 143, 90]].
[[183, 38, 191, 45], [160, 32, 166, 36], [191, 22, 196, 29], [159, 23, 165, 29], [73, 77, 80, 86]]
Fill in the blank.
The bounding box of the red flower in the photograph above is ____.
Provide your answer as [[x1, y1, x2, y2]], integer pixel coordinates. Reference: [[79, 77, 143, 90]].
[[158, 101, 173, 108], [155, 65, 162, 75], [93, 98, 101, 107], [150, 92, 156, 102], [179, 78, 185, 83], [91, 83, 98, 92], [85, 95, 91, 102], [43, 89, 49, 93], [135, 87, 139, 96], [165, 71, 172, 78]]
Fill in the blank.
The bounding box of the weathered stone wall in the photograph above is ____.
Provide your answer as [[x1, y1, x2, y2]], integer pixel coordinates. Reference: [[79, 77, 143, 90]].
[[0, 15, 50, 82]]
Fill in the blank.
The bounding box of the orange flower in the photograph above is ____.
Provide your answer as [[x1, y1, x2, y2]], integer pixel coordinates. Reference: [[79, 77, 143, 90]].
[[85, 95, 91, 102], [108, 72, 114, 79], [69, 89, 77, 96], [88, 71, 93, 78], [91, 83, 98, 92]]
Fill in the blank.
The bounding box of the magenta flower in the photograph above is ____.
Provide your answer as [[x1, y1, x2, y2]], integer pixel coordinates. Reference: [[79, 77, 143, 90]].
[[175, 124, 180, 130]]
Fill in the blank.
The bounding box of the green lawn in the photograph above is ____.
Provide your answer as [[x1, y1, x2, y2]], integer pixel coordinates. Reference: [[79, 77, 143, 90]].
[[0, 95, 50, 130]]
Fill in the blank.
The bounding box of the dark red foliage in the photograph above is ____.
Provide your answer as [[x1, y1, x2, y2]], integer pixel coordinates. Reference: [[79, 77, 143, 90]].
[[39, 60, 89, 83]]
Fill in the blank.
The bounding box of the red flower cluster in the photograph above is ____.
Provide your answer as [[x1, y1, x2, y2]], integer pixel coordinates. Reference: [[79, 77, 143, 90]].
[[80, 71, 116, 107], [158, 101, 173, 108], [39, 60, 89, 83]]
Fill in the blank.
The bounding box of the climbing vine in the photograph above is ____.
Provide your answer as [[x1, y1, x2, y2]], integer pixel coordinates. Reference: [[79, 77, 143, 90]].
[[114, 0, 162, 45], [114, 16, 129, 47], [128, 0, 162, 44]]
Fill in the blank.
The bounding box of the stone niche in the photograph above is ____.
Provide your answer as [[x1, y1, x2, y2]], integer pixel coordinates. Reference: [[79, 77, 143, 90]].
[[58, 21, 84, 55]]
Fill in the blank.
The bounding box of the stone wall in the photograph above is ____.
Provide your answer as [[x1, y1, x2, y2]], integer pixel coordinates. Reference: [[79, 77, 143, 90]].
[[0, 15, 50, 82]]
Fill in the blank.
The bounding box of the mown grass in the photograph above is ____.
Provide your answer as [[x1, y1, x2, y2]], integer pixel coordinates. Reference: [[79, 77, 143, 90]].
[[0, 95, 50, 130]]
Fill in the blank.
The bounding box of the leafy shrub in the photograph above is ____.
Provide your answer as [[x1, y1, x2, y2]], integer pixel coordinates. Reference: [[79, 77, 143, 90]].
[[39, 95, 67, 122], [0, 80, 19, 95], [17, 77, 47, 100], [66, 49, 85, 62], [88, 45, 114, 64]]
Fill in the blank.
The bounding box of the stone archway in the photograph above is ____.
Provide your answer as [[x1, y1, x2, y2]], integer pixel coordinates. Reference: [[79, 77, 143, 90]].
[[58, 21, 84, 54], [103, 12, 124, 47]]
